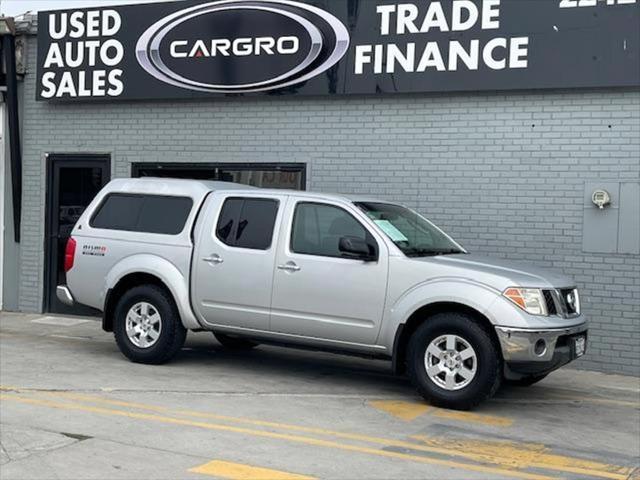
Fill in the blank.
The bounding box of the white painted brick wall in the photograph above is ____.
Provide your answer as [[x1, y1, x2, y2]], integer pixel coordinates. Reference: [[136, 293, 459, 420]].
[[18, 38, 640, 374]]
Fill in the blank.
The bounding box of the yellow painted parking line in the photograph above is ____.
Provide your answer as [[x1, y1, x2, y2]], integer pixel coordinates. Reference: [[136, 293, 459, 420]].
[[368, 400, 431, 421], [2, 387, 635, 480], [2, 387, 512, 427], [431, 408, 514, 427], [411, 435, 635, 480], [0, 385, 20, 391], [367, 399, 513, 426], [19, 390, 525, 465], [189, 460, 315, 480], [0, 393, 555, 480]]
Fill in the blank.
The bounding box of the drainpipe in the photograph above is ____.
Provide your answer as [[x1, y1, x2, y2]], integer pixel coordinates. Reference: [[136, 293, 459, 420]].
[[0, 18, 22, 243]]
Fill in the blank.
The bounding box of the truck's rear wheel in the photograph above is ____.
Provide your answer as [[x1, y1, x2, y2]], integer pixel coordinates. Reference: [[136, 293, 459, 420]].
[[407, 312, 502, 410], [113, 285, 186, 364], [214, 333, 258, 350]]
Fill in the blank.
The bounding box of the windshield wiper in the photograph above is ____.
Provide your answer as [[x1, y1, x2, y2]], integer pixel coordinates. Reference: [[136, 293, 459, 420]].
[[403, 248, 464, 257]]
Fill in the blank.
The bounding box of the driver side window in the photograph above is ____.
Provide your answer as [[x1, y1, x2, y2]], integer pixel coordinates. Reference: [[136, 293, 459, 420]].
[[291, 202, 373, 258]]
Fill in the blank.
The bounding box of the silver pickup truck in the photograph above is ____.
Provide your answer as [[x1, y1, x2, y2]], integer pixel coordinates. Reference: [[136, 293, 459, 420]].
[[58, 178, 587, 409]]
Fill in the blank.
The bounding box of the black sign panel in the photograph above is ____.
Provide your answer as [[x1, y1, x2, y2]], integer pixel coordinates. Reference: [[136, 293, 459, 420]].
[[36, 0, 640, 101]]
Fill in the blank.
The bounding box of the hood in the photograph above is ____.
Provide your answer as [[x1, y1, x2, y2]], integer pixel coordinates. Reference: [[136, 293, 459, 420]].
[[412, 254, 575, 290]]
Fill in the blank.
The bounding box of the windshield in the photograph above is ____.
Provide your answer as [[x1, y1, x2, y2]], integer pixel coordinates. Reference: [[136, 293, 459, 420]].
[[355, 202, 465, 257]]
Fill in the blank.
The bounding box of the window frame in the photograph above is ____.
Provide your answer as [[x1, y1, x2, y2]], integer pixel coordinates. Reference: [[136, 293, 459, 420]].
[[131, 162, 306, 191], [289, 201, 379, 261], [215, 196, 280, 251], [89, 192, 193, 235]]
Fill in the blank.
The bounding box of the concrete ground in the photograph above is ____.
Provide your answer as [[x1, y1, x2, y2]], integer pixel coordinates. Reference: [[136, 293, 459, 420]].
[[0, 311, 638, 480]]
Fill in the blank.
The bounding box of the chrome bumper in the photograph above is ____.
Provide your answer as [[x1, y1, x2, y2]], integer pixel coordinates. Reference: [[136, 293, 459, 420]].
[[56, 285, 74, 306], [495, 323, 588, 363]]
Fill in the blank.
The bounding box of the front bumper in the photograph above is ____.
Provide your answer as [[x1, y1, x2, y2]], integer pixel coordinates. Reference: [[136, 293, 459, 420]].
[[56, 285, 74, 306], [496, 323, 588, 375]]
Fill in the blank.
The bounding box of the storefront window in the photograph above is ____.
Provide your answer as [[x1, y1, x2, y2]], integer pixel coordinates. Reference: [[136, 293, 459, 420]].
[[132, 163, 305, 190]]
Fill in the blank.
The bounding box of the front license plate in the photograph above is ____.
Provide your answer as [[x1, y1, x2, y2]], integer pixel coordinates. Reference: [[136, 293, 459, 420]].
[[574, 335, 586, 357]]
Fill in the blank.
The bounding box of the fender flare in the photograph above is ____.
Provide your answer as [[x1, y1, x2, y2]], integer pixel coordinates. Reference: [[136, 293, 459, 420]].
[[381, 278, 505, 373], [387, 278, 501, 332], [103, 254, 201, 330]]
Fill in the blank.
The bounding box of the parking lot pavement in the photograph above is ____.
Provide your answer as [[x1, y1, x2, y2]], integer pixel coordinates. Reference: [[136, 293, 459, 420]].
[[0, 312, 638, 480]]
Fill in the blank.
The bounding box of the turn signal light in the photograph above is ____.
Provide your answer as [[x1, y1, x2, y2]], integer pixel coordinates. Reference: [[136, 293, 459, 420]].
[[64, 237, 77, 272], [503, 287, 548, 316]]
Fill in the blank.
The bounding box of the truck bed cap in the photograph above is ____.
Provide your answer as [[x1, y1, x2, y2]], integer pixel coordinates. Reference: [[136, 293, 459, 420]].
[[105, 177, 391, 205], [105, 177, 253, 196]]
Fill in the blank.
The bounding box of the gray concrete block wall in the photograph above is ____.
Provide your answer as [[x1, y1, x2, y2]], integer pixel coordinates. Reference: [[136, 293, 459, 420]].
[[18, 37, 640, 374]]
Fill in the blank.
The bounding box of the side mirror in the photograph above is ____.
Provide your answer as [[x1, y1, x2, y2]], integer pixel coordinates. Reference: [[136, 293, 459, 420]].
[[339, 236, 377, 261]]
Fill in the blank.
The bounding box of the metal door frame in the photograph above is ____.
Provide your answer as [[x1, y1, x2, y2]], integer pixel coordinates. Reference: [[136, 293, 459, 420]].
[[0, 104, 4, 310], [43, 153, 110, 314]]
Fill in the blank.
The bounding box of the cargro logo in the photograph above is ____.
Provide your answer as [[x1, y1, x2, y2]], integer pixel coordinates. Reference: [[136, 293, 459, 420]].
[[135, 0, 350, 93]]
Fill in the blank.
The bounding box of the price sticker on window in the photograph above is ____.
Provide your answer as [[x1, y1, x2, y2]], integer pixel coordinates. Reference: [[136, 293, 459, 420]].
[[374, 220, 409, 242]]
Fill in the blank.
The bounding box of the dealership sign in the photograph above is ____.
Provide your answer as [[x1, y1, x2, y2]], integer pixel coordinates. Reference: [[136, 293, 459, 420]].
[[136, 1, 349, 93], [36, 0, 640, 101]]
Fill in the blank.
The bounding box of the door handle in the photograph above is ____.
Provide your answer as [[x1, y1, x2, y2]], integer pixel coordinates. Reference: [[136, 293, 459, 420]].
[[202, 254, 224, 265], [277, 262, 301, 273]]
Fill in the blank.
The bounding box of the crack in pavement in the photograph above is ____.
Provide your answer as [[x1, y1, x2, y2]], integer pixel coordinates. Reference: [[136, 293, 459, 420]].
[[0, 438, 12, 464], [0, 420, 215, 467], [0, 423, 80, 466], [59, 432, 93, 442]]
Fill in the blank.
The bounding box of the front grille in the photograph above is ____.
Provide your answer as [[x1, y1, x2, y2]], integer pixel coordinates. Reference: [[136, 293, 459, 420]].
[[543, 290, 558, 315], [560, 288, 579, 315], [543, 288, 579, 317]]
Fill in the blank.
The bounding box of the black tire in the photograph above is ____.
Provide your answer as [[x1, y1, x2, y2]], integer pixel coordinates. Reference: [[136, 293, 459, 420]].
[[506, 374, 548, 387], [113, 284, 186, 364], [214, 333, 258, 350], [407, 312, 502, 410]]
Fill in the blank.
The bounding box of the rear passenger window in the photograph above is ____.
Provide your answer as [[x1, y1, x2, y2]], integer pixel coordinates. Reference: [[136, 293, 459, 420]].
[[216, 198, 243, 243], [216, 198, 279, 250], [90, 194, 192, 234]]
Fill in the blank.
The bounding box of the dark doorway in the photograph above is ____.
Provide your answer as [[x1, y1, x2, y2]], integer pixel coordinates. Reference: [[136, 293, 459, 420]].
[[45, 154, 110, 315], [132, 163, 306, 190]]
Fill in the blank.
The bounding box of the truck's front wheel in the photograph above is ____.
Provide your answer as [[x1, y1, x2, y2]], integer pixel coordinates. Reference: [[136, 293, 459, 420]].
[[407, 313, 502, 410], [113, 285, 186, 364]]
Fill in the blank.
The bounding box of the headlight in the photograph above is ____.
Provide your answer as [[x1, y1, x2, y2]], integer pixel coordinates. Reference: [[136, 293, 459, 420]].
[[565, 288, 580, 315], [503, 287, 548, 316]]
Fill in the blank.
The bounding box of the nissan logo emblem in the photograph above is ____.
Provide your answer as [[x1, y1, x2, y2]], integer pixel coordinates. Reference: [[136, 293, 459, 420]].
[[135, 0, 350, 93]]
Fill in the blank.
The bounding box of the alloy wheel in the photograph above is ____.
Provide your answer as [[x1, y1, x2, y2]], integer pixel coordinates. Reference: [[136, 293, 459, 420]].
[[424, 334, 478, 391], [125, 302, 162, 348]]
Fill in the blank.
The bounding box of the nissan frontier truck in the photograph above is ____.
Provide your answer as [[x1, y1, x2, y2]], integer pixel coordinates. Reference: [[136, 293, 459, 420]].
[[57, 178, 587, 410]]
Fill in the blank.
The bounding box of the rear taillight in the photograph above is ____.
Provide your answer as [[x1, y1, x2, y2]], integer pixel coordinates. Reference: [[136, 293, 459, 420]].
[[64, 237, 77, 272]]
